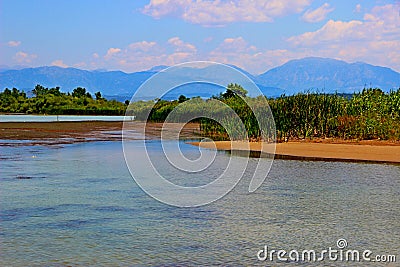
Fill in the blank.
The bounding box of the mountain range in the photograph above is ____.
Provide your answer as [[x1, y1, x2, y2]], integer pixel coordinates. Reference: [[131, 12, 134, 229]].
[[1, 57, 399, 100]]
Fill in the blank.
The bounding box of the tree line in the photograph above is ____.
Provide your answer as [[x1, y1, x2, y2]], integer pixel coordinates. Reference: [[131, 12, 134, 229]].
[[2, 83, 399, 141], [0, 84, 127, 115]]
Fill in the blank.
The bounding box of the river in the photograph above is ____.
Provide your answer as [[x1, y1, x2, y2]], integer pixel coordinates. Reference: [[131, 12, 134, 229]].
[[1, 140, 399, 266]]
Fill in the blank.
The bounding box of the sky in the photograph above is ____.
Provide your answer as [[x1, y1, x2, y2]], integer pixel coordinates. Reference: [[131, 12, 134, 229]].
[[1, 0, 399, 74]]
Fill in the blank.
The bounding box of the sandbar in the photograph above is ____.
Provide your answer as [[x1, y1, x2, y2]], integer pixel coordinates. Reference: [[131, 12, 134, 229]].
[[190, 140, 400, 164]]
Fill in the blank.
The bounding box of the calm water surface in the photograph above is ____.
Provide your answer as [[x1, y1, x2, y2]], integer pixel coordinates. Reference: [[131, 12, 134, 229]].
[[1, 140, 399, 266]]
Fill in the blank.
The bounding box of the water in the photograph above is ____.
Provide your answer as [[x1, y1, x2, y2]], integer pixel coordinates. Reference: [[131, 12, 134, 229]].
[[0, 115, 133, 122], [1, 140, 399, 266]]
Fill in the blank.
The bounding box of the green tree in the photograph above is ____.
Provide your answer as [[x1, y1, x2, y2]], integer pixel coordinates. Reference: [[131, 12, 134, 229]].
[[221, 83, 248, 99], [48, 87, 62, 96], [32, 84, 48, 96], [72, 87, 87, 98], [95, 91, 102, 100], [178, 95, 189, 103]]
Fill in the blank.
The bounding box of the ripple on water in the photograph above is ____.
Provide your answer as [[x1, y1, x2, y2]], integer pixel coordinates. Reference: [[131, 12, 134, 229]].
[[1, 141, 399, 266]]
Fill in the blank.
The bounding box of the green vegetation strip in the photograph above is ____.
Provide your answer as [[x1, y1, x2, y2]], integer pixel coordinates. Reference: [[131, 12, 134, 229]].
[[1, 85, 127, 115], [2, 83, 399, 141]]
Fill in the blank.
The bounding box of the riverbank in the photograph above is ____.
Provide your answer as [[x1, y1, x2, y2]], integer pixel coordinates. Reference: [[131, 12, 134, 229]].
[[190, 140, 400, 164], [2, 121, 399, 164]]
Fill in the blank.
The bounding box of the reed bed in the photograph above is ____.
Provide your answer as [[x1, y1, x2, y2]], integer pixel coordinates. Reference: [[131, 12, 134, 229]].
[[128, 87, 400, 141]]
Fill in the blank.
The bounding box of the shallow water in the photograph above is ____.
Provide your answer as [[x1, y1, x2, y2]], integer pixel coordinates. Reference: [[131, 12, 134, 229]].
[[1, 140, 399, 266]]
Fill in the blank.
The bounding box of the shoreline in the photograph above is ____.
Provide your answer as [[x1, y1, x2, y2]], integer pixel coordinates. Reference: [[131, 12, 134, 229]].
[[0, 121, 201, 145], [190, 140, 400, 164], [1, 121, 400, 164]]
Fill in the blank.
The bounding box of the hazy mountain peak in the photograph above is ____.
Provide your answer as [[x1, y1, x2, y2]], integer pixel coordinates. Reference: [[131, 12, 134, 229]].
[[257, 57, 399, 93]]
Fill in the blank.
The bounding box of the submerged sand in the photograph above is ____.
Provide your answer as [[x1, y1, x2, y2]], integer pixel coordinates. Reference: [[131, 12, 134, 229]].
[[190, 140, 400, 164], [0, 121, 200, 145]]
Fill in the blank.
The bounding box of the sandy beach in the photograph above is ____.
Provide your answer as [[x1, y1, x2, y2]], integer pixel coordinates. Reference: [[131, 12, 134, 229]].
[[191, 140, 400, 164]]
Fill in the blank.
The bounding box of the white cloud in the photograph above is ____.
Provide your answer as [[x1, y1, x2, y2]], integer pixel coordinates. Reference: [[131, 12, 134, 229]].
[[289, 4, 399, 46], [94, 38, 197, 72], [14, 51, 37, 63], [92, 37, 275, 72], [288, 19, 364, 46], [104, 48, 122, 59], [128, 41, 157, 51], [302, 3, 334, 23], [7, 40, 21, 47], [212, 37, 256, 54], [142, 0, 312, 26], [287, 4, 400, 71], [51, 59, 68, 68], [168, 37, 197, 52]]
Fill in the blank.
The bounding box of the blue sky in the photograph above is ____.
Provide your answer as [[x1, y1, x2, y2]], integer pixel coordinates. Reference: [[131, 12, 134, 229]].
[[1, 0, 399, 74]]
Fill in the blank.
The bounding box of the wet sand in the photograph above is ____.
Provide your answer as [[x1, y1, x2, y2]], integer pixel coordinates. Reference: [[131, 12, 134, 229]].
[[190, 140, 400, 164], [0, 121, 123, 140], [0, 121, 200, 145]]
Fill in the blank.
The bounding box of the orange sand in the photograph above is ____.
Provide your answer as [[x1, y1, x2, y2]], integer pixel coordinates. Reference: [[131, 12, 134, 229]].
[[190, 141, 400, 164]]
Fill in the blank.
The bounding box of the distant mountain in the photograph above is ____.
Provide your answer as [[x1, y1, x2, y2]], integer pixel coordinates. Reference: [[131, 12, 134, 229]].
[[0, 64, 269, 99], [0, 57, 398, 99], [0, 66, 156, 97], [256, 57, 400, 94], [0, 64, 29, 72]]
